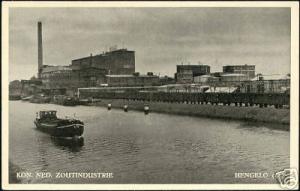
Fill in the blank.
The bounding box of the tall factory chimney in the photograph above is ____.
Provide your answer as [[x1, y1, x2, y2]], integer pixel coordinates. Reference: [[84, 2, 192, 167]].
[[37, 21, 43, 78]]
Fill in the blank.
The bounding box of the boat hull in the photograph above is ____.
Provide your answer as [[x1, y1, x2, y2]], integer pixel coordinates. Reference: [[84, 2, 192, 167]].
[[34, 120, 84, 137], [52, 96, 80, 106]]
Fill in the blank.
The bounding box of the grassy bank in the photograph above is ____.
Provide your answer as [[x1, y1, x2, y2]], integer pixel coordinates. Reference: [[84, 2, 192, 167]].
[[90, 99, 290, 127]]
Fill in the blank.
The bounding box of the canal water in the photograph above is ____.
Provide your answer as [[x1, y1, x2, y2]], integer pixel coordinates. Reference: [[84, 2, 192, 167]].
[[9, 101, 289, 184]]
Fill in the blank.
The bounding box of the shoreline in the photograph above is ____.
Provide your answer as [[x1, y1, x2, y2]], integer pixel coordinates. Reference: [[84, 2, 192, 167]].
[[88, 99, 290, 130]]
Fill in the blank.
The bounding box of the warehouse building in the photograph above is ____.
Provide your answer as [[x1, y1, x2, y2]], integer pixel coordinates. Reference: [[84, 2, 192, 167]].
[[240, 74, 290, 93], [40, 65, 107, 94], [105, 72, 160, 87], [177, 65, 210, 77], [223, 64, 255, 79], [9, 80, 22, 96], [175, 64, 210, 83], [175, 69, 193, 84], [20, 79, 43, 96], [71, 48, 135, 75]]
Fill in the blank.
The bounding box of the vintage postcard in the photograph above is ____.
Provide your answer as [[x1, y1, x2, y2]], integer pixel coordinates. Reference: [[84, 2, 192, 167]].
[[1, 1, 299, 190]]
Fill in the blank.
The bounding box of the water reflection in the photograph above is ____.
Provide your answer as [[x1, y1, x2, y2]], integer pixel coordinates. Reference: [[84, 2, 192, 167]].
[[51, 137, 84, 152], [36, 135, 51, 172], [33, 128, 84, 152], [238, 121, 289, 131]]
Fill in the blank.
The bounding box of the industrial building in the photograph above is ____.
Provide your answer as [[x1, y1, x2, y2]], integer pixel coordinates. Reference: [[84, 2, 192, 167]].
[[105, 72, 160, 87], [240, 74, 290, 93], [15, 21, 288, 99], [177, 65, 210, 76], [40, 65, 108, 95], [40, 49, 134, 92], [71, 48, 135, 75], [158, 76, 176, 85], [9, 80, 22, 96], [34, 21, 139, 94], [36, 21, 140, 95], [223, 65, 255, 79], [175, 69, 193, 84], [175, 64, 210, 83]]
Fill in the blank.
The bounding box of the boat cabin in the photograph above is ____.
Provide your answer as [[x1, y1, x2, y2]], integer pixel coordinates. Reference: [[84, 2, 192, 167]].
[[37, 110, 57, 120]]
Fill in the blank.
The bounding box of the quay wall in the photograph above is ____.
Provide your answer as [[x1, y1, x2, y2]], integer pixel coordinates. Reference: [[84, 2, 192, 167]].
[[79, 91, 290, 108], [90, 99, 290, 127]]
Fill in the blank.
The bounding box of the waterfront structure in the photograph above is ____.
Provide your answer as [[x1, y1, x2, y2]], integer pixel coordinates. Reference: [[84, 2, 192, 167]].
[[223, 64, 255, 79], [193, 73, 247, 87], [71, 49, 135, 75], [9, 80, 22, 96], [240, 74, 290, 93], [157, 84, 208, 93], [20, 79, 43, 96], [105, 73, 160, 87], [9, 78, 44, 97], [191, 65, 255, 87], [77, 87, 289, 109], [205, 86, 238, 93]]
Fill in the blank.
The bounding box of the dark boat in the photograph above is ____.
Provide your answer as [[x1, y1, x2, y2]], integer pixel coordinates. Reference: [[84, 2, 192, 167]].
[[78, 98, 101, 106], [53, 95, 80, 106], [34, 110, 84, 138], [61, 96, 80, 106], [30, 94, 51, 104], [21, 95, 33, 101]]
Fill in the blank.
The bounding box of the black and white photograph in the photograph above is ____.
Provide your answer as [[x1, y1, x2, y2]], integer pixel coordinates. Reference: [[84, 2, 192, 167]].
[[1, 1, 299, 190]]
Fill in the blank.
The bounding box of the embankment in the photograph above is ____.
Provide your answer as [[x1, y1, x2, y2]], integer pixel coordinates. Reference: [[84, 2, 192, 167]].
[[90, 99, 290, 127]]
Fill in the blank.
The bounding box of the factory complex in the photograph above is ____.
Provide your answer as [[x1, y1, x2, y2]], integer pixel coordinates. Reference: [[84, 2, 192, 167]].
[[9, 22, 290, 99]]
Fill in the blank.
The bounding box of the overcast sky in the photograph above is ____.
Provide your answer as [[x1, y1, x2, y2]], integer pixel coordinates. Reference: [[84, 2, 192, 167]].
[[9, 7, 290, 81]]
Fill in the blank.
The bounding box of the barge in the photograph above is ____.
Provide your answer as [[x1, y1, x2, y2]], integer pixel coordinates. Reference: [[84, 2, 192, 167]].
[[34, 110, 84, 139]]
